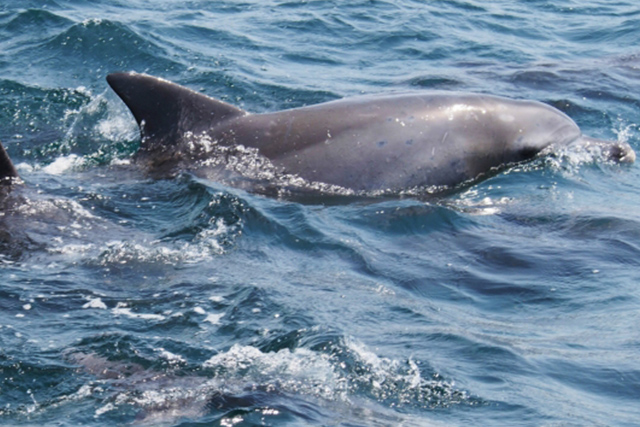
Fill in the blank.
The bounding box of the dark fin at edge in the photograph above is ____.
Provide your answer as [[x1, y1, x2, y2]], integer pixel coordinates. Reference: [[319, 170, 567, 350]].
[[106, 72, 247, 153], [0, 140, 18, 183]]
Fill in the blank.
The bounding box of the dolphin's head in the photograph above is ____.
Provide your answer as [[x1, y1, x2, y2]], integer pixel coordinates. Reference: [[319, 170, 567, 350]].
[[504, 100, 635, 164], [501, 100, 582, 159]]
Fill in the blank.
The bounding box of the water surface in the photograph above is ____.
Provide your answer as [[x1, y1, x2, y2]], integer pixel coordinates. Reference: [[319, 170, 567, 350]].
[[1, 1, 640, 425]]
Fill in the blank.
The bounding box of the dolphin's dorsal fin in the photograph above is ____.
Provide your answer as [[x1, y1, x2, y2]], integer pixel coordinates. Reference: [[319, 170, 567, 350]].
[[0, 140, 18, 182], [107, 72, 246, 152]]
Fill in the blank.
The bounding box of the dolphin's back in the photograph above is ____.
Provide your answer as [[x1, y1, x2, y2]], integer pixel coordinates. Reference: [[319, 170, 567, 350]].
[[213, 93, 579, 190], [107, 73, 633, 193]]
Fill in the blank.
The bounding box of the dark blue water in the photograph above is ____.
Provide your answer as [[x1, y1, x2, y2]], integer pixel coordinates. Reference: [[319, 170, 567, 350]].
[[2, 1, 640, 425]]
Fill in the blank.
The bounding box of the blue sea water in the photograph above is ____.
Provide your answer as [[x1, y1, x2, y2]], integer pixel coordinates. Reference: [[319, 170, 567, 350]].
[[1, 0, 640, 425]]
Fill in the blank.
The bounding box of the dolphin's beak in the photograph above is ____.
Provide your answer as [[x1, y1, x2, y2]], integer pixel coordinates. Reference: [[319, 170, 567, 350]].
[[579, 136, 636, 163]]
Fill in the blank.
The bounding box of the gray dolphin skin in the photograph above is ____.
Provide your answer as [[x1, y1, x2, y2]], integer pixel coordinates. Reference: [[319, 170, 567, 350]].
[[0, 141, 18, 183], [107, 72, 635, 193]]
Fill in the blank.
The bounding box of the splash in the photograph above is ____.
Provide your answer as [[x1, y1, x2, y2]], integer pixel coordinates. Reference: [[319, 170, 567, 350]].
[[61, 337, 472, 425]]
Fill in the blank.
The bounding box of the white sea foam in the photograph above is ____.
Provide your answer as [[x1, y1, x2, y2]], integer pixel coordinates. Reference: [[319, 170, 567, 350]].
[[94, 402, 115, 417], [82, 297, 107, 310], [203, 344, 341, 400], [158, 349, 186, 364], [112, 302, 165, 321], [204, 313, 224, 324], [48, 243, 96, 256], [43, 155, 84, 175], [453, 188, 512, 215], [15, 197, 97, 220], [95, 104, 138, 142], [96, 219, 232, 266], [198, 338, 465, 409]]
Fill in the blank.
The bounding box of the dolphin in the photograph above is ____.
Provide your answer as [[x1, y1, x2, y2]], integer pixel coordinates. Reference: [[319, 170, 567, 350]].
[[0, 140, 18, 184], [107, 72, 634, 194]]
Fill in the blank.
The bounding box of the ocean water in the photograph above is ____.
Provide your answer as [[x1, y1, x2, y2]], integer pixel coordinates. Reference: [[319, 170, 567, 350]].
[[1, 1, 640, 425]]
